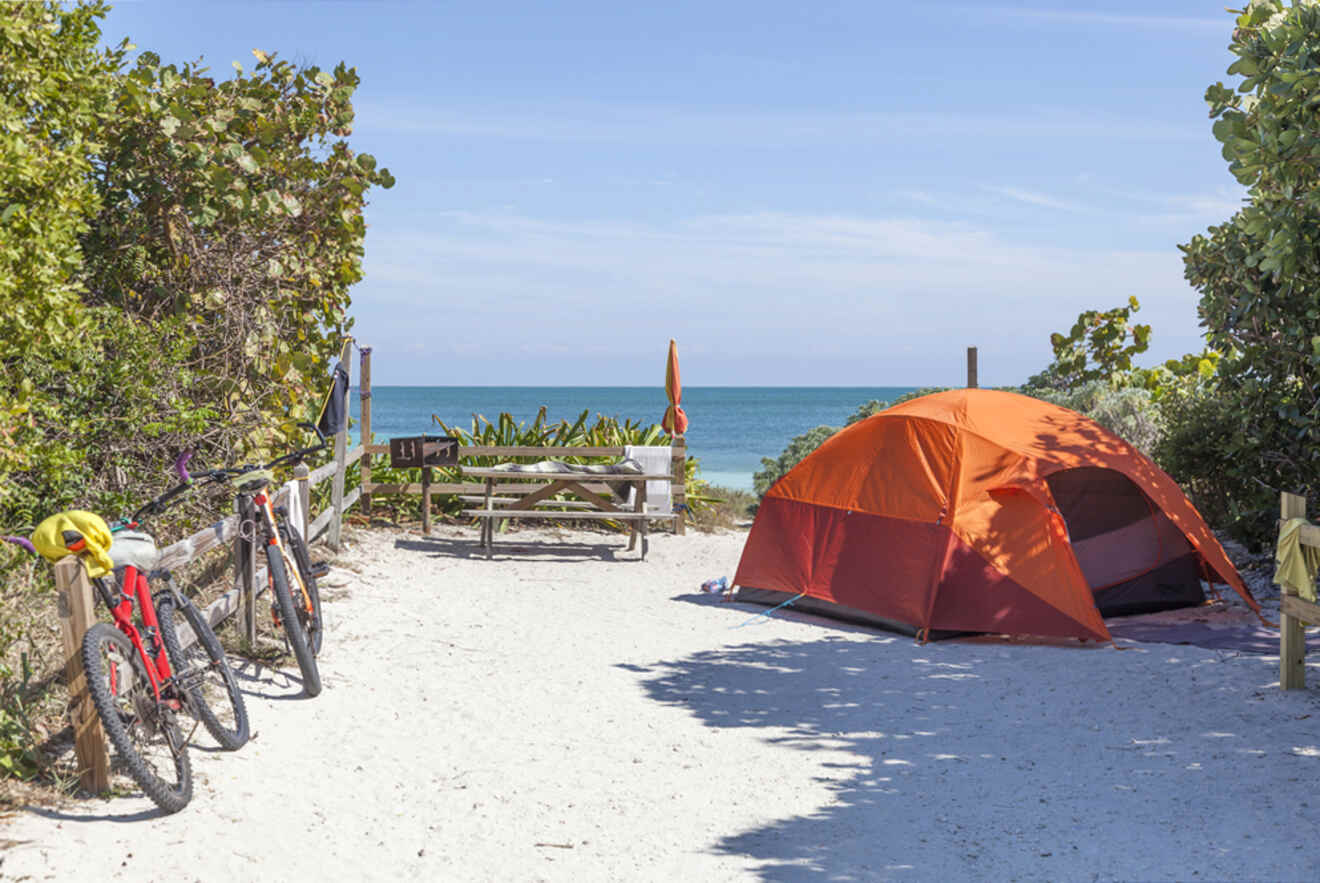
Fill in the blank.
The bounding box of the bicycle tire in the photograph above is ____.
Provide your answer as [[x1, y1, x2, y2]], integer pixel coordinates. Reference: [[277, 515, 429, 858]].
[[156, 593, 250, 751], [80, 622, 192, 813], [279, 522, 324, 656], [267, 545, 322, 697]]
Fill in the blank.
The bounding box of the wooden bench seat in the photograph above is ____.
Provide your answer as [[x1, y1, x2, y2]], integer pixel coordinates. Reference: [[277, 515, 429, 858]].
[[460, 509, 651, 520], [455, 495, 598, 509]]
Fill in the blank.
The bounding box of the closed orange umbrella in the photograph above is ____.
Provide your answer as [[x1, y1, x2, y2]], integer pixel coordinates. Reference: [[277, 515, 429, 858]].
[[662, 339, 688, 436]]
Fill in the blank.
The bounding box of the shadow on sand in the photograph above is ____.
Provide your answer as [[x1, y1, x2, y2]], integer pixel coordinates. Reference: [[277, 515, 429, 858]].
[[632, 630, 1320, 881], [227, 657, 311, 701], [23, 802, 163, 824]]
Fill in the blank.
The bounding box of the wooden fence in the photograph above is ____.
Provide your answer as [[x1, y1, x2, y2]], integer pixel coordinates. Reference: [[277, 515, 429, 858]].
[[354, 347, 687, 535], [1279, 491, 1320, 690], [53, 359, 364, 794]]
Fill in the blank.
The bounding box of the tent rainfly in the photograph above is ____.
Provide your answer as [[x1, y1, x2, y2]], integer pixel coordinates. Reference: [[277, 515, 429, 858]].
[[733, 388, 1258, 642]]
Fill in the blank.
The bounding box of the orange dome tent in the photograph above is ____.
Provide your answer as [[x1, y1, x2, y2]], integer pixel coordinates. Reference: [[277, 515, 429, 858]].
[[733, 389, 1257, 642]]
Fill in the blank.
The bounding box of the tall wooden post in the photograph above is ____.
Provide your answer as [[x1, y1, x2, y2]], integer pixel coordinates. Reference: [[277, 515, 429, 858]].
[[359, 346, 373, 521], [1281, 491, 1308, 689], [54, 557, 109, 794], [672, 435, 687, 535], [293, 461, 311, 540], [967, 346, 978, 389], [329, 347, 351, 551], [421, 466, 432, 535]]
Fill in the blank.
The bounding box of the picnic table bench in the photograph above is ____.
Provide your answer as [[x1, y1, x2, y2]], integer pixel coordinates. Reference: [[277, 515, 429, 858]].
[[460, 466, 674, 559]]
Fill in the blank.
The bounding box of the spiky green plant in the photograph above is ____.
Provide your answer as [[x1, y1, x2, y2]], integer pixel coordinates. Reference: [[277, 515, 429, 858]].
[[350, 409, 713, 524]]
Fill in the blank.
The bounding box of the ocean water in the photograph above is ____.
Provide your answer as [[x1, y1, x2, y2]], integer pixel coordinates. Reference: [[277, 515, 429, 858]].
[[349, 386, 918, 492]]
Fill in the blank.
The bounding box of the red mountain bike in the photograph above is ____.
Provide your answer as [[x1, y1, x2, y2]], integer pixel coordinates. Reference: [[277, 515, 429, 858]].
[[50, 454, 250, 812]]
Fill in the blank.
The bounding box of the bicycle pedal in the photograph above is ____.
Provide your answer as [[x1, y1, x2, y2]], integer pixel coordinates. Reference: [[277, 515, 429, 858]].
[[310, 561, 330, 579]]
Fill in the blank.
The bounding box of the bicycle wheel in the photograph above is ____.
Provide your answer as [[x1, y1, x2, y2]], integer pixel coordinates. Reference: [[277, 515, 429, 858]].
[[267, 545, 322, 697], [156, 593, 250, 751], [279, 522, 324, 656], [80, 622, 192, 813]]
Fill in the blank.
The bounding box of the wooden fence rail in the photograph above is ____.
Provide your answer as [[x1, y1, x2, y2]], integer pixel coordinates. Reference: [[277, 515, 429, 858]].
[[52, 350, 364, 794]]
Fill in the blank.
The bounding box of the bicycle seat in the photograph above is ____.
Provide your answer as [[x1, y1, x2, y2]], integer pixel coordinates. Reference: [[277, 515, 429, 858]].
[[233, 468, 273, 492], [109, 529, 160, 573]]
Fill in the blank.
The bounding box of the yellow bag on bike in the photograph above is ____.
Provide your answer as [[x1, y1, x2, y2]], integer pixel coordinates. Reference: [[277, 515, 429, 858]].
[[32, 511, 114, 578]]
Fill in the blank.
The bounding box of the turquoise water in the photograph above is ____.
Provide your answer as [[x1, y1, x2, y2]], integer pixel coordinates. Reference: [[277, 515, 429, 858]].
[[350, 386, 917, 492]]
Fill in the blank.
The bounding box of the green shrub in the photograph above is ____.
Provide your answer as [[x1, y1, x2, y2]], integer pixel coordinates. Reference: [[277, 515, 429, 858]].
[[1151, 380, 1267, 540], [1026, 381, 1164, 457], [693, 485, 757, 529], [2, 4, 394, 537], [1177, 3, 1320, 545], [1024, 298, 1151, 392], [0, 616, 40, 781], [0, 2, 392, 788]]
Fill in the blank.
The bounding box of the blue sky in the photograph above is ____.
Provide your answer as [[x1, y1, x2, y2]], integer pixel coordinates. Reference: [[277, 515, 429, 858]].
[[100, 1, 1246, 386]]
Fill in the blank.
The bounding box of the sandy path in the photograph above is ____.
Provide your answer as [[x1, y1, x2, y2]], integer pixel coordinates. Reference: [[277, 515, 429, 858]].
[[4, 523, 1320, 882]]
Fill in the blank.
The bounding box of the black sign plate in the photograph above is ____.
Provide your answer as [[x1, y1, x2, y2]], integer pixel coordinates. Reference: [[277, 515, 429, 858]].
[[388, 435, 459, 468]]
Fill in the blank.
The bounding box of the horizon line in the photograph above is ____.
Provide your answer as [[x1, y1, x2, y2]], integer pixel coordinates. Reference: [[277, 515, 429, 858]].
[[349, 383, 953, 390]]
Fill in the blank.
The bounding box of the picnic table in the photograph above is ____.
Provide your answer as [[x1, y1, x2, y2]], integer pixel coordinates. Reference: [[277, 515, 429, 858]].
[[460, 467, 675, 559]]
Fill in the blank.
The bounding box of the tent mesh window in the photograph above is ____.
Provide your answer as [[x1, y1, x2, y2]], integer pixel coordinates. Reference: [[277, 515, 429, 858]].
[[1045, 467, 1204, 617]]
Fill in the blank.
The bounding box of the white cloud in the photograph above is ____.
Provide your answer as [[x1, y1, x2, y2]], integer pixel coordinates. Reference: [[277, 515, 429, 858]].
[[975, 7, 1226, 32], [1062, 180, 1248, 229], [982, 185, 1088, 212], [902, 180, 1246, 230]]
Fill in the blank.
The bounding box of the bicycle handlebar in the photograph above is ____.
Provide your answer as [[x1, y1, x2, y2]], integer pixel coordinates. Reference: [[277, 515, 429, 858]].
[[2, 536, 35, 555], [128, 472, 222, 524], [127, 424, 330, 524]]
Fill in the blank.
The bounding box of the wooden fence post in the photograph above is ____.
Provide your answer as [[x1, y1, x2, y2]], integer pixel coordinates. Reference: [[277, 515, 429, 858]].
[[329, 352, 351, 551], [1281, 491, 1308, 689], [421, 466, 432, 535], [53, 557, 109, 794], [967, 346, 978, 389], [672, 435, 686, 536], [359, 346, 373, 521], [294, 461, 311, 540]]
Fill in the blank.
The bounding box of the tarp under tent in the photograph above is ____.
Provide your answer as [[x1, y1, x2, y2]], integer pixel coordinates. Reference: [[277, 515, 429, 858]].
[[732, 388, 1258, 643]]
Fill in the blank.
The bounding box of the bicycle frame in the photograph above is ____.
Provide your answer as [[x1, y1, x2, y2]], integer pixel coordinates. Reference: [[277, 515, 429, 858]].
[[91, 565, 178, 705], [246, 487, 315, 626]]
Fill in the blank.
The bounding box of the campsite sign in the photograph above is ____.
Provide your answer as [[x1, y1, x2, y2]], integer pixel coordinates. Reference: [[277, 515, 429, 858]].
[[388, 435, 459, 468]]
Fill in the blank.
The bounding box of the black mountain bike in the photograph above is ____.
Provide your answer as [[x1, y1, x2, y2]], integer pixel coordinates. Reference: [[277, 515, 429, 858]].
[[184, 425, 328, 697]]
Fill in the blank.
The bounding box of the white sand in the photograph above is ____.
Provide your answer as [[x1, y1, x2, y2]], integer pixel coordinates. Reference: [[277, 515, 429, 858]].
[[4, 523, 1320, 882]]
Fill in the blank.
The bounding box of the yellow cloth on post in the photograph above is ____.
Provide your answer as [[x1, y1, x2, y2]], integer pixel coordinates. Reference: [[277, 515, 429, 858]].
[[1275, 517, 1320, 602], [31, 511, 114, 578]]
